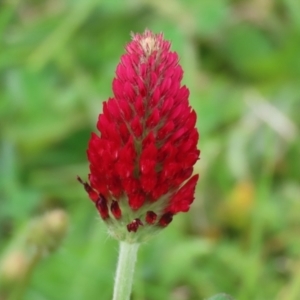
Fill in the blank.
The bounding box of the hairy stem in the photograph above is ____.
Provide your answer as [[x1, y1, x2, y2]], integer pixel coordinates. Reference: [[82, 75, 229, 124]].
[[113, 242, 139, 300]]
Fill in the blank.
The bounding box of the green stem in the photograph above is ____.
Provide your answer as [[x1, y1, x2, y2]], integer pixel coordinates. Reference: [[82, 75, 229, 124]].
[[113, 242, 139, 300]]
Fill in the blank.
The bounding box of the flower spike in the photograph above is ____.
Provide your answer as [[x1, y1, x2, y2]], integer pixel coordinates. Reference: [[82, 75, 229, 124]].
[[78, 29, 200, 243]]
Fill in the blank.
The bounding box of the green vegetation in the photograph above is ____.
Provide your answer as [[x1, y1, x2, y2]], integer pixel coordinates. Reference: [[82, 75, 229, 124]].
[[1, 0, 299, 299]]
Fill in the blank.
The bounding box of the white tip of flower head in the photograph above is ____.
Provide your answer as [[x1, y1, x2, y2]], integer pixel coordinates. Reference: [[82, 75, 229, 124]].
[[139, 30, 162, 56], [130, 29, 167, 57]]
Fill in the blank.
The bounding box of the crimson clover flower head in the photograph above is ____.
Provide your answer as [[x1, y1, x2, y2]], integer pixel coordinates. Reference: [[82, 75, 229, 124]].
[[78, 30, 200, 243]]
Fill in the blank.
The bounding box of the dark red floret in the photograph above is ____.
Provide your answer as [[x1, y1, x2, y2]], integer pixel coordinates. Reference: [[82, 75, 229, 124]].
[[77, 176, 98, 201], [159, 212, 173, 227], [111, 201, 122, 219], [127, 218, 143, 232], [95, 194, 109, 220], [145, 211, 157, 224]]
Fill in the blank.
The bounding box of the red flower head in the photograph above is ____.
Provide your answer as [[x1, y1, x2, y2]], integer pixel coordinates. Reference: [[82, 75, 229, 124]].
[[78, 30, 200, 242]]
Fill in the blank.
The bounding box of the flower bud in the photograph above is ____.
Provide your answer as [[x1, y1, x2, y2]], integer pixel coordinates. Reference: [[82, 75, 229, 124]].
[[27, 209, 68, 253], [0, 251, 29, 283]]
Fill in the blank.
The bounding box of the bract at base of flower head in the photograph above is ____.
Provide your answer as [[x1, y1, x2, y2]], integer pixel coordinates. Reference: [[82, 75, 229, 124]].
[[78, 29, 200, 243]]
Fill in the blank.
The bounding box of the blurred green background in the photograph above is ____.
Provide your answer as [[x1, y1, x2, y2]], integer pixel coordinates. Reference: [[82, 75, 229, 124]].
[[0, 0, 300, 299]]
